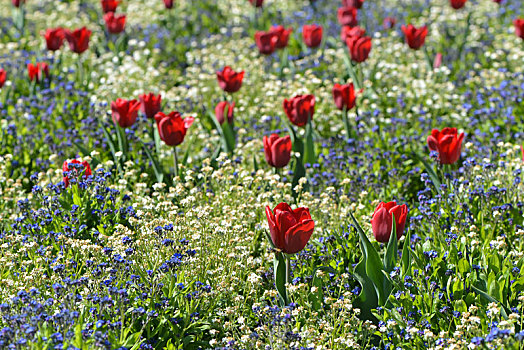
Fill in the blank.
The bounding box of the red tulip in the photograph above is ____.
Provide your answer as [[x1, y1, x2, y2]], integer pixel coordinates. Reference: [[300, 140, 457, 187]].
[[0, 69, 6, 88], [43, 28, 64, 51], [248, 0, 264, 7], [62, 159, 92, 188], [164, 0, 174, 8], [254, 31, 278, 55], [341, 25, 365, 41], [342, 0, 364, 8], [371, 202, 408, 243], [450, 0, 466, 9], [521, 145, 524, 162], [283, 94, 315, 127], [401, 24, 427, 50], [332, 83, 358, 111], [383, 17, 396, 29], [11, 0, 25, 7], [111, 98, 141, 128], [492, 0, 503, 3], [266, 203, 315, 254], [104, 12, 126, 34], [139, 93, 162, 119], [302, 24, 323, 48], [27, 63, 49, 83], [101, 0, 119, 13], [263, 134, 292, 168], [154, 111, 194, 146], [269, 25, 293, 49], [216, 66, 244, 93], [64, 27, 92, 54], [427, 127, 464, 164], [346, 35, 372, 63], [433, 53, 443, 69], [215, 101, 234, 125], [514, 19, 524, 40], [337, 6, 358, 27]]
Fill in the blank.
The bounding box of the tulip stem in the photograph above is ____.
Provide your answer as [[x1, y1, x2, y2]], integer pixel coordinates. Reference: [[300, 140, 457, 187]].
[[285, 254, 291, 294], [173, 147, 179, 179], [343, 107, 351, 140]]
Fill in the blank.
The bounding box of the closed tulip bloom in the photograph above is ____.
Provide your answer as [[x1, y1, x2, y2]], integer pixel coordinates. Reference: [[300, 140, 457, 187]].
[[43, 28, 64, 51], [27, 63, 49, 83], [216, 66, 244, 93], [0, 69, 6, 88], [62, 159, 92, 188], [164, 0, 174, 8], [248, 0, 264, 7], [104, 12, 126, 34], [302, 24, 323, 48], [154, 111, 194, 146], [371, 202, 408, 243], [215, 101, 235, 125], [12, 0, 25, 7], [254, 31, 278, 55], [263, 134, 292, 168], [266, 203, 315, 254], [346, 35, 372, 63], [337, 6, 358, 27], [139, 93, 162, 119], [383, 17, 396, 29], [492, 0, 503, 3], [332, 83, 358, 111], [433, 53, 443, 69], [401, 24, 427, 50], [101, 0, 119, 13], [283, 94, 315, 127], [269, 25, 293, 49], [450, 0, 466, 9], [427, 128, 464, 165], [514, 19, 524, 40], [342, 0, 364, 8], [111, 98, 141, 128], [341, 25, 365, 41], [65, 27, 92, 54]]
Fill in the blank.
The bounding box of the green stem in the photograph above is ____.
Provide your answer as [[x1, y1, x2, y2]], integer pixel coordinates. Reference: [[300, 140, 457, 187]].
[[285, 254, 291, 295], [173, 147, 179, 178], [343, 107, 351, 139]]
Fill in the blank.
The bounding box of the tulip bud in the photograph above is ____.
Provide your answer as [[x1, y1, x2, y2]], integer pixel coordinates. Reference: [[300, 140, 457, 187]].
[[283, 94, 315, 127], [302, 24, 323, 48], [371, 202, 408, 243], [401, 24, 428, 50], [215, 101, 234, 125], [216, 66, 244, 93], [266, 203, 315, 254], [427, 128, 465, 165], [263, 134, 292, 168]]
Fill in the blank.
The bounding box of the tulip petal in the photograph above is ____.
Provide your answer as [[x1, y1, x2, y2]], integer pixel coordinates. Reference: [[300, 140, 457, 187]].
[[284, 219, 315, 254]]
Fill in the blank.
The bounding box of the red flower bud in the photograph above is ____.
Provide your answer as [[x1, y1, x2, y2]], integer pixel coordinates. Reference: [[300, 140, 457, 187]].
[[215, 101, 234, 125], [139, 93, 162, 119], [27, 63, 49, 83], [101, 0, 119, 13], [164, 0, 174, 8], [302, 24, 323, 48], [248, 0, 264, 7], [283, 94, 315, 127], [254, 31, 278, 55], [216, 66, 244, 93], [342, 0, 364, 8], [0, 69, 6, 88], [427, 128, 464, 165], [62, 159, 92, 188], [64, 27, 92, 54], [346, 35, 372, 63], [371, 202, 408, 243], [450, 0, 467, 9], [401, 24, 427, 50], [332, 83, 358, 111], [383, 17, 396, 30], [269, 25, 293, 49], [104, 12, 126, 34], [111, 98, 141, 128], [266, 203, 315, 254], [337, 6, 358, 27], [263, 134, 292, 168], [12, 0, 25, 7], [154, 111, 194, 146], [43, 28, 65, 51], [515, 19, 524, 40], [341, 25, 365, 41]]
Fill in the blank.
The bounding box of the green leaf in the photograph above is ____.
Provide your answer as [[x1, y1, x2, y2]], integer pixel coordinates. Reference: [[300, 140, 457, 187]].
[[141, 142, 164, 184], [303, 118, 315, 165], [413, 152, 442, 194], [274, 252, 288, 306], [471, 285, 509, 319], [401, 229, 412, 277], [291, 154, 306, 201], [384, 213, 398, 273], [353, 252, 378, 322]]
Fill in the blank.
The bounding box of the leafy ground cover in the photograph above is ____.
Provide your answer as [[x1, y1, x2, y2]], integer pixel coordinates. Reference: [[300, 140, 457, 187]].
[[1, 0, 524, 348]]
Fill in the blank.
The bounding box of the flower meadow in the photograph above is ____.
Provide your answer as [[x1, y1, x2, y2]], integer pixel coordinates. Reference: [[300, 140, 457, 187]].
[[1, 0, 524, 349]]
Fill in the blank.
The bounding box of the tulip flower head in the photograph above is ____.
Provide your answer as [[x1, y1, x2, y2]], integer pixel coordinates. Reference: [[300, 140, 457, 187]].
[[27, 63, 50, 83], [248, 0, 264, 7], [65, 27, 92, 54], [111, 98, 141, 128], [164, 0, 174, 8], [433, 53, 443, 69], [215, 101, 235, 125], [371, 202, 408, 243], [269, 26, 293, 49], [154, 111, 194, 146], [383, 17, 396, 29], [254, 31, 278, 55], [263, 134, 292, 168], [62, 159, 92, 188], [302, 24, 323, 48], [12, 0, 25, 7], [101, 0, 119, 13], [401, 24, 428, 50], [450, 0, 467, 9], [332, 83, 359, 111], [514, 19, 524, 40], [342, 0, 364, 8], [139, 93, 162, 119], [283, 94, 315, 127], [0, 69, 6, 88], [104, 12, 126, 34], [43, 28, 65, 51], [216, 66, 244, 93], [337, 6, 358, 27], [266, 203, 315, 254], [346, 35, 372, 63], [427, 127, 464, 165], [341, 26, 365, 41]]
